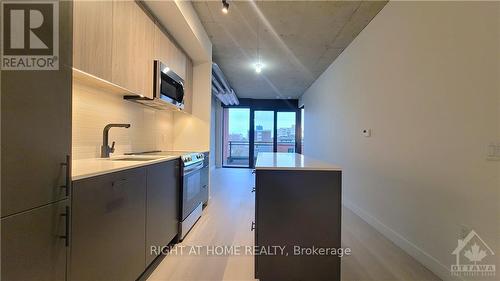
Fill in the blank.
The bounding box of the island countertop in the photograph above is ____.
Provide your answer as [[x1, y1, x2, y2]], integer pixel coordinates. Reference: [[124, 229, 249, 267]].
[[255, 152, 341, 171]]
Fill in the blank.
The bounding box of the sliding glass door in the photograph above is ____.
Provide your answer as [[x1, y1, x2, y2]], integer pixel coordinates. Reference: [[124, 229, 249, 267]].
[[253, 111, 274, 163], [221, 100, 302, 168], [222, 108, 250, 167], [277, 111, 297, 153]]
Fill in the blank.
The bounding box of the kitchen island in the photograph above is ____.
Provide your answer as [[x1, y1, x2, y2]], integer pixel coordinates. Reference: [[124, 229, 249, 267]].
[[254, 152, 342, 281]]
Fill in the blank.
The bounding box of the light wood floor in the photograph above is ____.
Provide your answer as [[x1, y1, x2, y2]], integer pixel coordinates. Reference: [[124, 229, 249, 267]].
[[148, 168, 440, 281]]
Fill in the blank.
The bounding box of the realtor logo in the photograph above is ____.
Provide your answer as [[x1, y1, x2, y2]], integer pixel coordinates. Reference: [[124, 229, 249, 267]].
[[451, 230, 496, 277], [1, 0, 59, 70]]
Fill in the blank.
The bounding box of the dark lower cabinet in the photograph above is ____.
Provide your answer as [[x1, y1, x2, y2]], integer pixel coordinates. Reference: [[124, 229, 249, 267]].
[[71, 168, 147, 281], [145, 160, 180, 265], [1, 199, 69, 281], [255, 170, 342, 281]]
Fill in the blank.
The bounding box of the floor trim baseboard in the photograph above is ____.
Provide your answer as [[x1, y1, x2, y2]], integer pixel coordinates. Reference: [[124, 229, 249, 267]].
[[343, 200, 463, 281]]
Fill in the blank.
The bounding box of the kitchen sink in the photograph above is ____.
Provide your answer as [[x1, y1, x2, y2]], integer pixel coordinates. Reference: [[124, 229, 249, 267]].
[[109, 157, 162, 161]]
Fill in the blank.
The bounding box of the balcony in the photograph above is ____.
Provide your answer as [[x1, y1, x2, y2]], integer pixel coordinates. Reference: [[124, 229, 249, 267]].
[[224, 141, 296, 167]]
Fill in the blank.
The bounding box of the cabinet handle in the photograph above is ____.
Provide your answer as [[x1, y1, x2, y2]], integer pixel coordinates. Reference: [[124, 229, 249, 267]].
[[251, 221, 255, 231], [251, 187, 255, 193], [59, 206, 70, 247], [60, 155, 71, 197]]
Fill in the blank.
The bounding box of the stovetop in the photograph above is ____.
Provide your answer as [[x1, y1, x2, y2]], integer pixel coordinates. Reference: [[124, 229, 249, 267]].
[[127, 150, 204, 165]]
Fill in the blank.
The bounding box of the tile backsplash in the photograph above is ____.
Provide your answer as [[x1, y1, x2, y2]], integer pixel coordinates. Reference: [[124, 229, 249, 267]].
[[72, 81, 174, 160]]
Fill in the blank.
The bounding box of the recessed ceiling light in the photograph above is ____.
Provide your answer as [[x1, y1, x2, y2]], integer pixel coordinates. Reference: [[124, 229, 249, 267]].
[[221, 0, 229, 14]]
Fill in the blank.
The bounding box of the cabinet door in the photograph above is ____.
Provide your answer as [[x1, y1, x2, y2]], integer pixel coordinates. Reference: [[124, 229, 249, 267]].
[[1, 2, 72, 217], [112, 1, 154, 98], [183, 58, 193, 113], [146, 160, 180, 265], [153, 25, 187, 81], [171, 46, 187, 80], [73, 0, 113, 81], [71, 168, 147, 281], [1, 200, 69, 281], [153, 25, 173, 69]]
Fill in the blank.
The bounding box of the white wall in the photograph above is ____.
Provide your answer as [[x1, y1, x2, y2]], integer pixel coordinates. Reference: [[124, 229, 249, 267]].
[[72, 82, 174, 159], [301, 2, 499, 280]]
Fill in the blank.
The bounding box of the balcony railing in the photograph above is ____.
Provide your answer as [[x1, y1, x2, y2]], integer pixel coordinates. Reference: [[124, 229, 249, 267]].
[[224, 141, 295, 166]]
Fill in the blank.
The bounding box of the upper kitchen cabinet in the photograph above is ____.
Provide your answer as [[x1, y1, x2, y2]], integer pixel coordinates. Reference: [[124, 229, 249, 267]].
[[112, 1, 154, 98], [183, 58, 193, 114], [153, 25, 187, 81], [73, 0, 113, 81]]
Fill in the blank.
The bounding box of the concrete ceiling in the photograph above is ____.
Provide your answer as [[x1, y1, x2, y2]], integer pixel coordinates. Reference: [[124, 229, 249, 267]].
[[192, 0, 387, 99]]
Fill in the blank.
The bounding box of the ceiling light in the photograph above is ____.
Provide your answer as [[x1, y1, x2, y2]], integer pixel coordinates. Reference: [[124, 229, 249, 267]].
[[255, 63, 263, 73], [221, 0, 229, 14]]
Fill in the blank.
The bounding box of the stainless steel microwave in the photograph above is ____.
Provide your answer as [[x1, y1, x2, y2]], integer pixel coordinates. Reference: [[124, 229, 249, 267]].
[[123, 60, 184, 110], [154, 60, 184, 108]]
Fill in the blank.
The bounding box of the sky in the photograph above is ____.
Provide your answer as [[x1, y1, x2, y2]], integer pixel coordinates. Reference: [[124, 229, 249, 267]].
[[228, 108, 296, 136]]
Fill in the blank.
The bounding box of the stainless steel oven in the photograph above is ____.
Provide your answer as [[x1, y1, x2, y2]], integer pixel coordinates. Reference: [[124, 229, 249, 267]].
[[179, 152, 207, 240]]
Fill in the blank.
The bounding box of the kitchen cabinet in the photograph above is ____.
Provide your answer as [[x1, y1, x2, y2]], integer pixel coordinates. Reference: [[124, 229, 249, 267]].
[[183, 58, 194, 113], [73, 0, 113, 81], [1, 200, 69, 281], [1, 1, 73, 279], [145, 160, 180, 265], [153, 25, 188, 81], [153, 25, 173, 72], [73, 1, 194, 108], [112, 0, 154, 97], [1, 3, 72, 217], [254, 169, 342, 281], [71, 168, 147, 281]]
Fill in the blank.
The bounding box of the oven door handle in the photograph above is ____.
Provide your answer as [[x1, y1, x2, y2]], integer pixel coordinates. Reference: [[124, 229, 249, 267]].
[[184, 162, 204, 176]]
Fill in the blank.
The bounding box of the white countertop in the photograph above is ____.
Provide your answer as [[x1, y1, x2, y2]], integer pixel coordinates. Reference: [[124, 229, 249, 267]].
[[72, 155, 179, 181], [255, 152, 341, 171]]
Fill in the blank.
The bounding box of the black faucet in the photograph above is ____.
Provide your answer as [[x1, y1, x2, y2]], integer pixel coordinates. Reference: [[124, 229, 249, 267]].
[[101, 123, 131, 158]]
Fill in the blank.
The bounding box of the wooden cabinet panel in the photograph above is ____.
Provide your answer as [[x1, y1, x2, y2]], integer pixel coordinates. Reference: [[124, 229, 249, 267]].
[[112, 1, 154, 98], [145, 160, 180, 265], [153, 25, 187, 81], [73, 0, 113, 81], [1, 200, 68, 281], [71, 168, 147, 281], [153, 25, 173, 69], [172, 46, 187, 80], [183, 58, 193, 113]]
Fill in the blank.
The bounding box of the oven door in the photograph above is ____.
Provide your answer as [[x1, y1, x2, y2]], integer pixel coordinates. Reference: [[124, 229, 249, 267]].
[[181, 162, 204, 220]]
